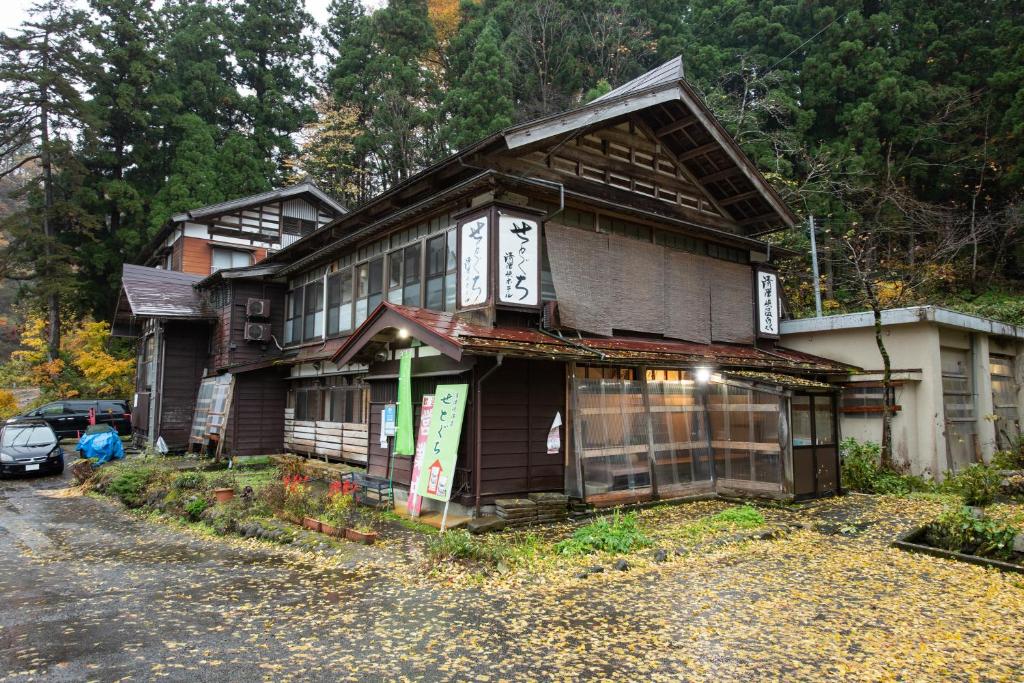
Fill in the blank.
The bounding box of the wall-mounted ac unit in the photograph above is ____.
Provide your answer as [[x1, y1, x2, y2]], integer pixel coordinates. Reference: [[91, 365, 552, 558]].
[[244, 322, 272, 342], [246, 298, 270, 318]]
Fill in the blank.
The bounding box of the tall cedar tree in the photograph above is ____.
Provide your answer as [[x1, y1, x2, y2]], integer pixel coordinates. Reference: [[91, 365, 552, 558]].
[[442, 17, 513, 151], [0, 0, 92, 358], [229, 0, 316, 176], [79, 0, 162, 318]]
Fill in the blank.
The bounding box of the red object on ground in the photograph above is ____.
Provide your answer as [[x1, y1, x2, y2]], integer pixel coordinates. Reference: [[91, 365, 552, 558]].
[[88, 407, 96, 426]]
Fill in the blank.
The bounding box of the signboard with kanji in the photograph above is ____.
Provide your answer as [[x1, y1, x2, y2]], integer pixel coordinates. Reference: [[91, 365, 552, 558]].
[[756, 269, 780, 337], [414, 384, 468, 502]]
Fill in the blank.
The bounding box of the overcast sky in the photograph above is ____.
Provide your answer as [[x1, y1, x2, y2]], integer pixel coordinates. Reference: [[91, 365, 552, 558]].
[[1, 0, 375, 34]]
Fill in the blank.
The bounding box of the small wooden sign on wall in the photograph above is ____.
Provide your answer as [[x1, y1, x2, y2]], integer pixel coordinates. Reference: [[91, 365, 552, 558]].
[[756, 269, 780, 337]]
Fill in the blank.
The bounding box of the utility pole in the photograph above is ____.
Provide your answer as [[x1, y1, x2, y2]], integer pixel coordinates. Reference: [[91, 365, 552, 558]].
[[809, 215, 823, 317]]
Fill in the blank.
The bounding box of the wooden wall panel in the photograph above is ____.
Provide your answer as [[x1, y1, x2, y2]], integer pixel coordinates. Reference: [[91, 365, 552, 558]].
[[224, 367, 286, 456], [180, 236, 212, 276], [158, 321, 208, 450], [478, 358, 565, 499]]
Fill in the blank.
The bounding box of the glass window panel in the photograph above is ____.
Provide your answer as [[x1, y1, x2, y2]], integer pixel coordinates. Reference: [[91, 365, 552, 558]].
[[425, 276, 444, 310], [426, 235, 446, 276], [404, 243, 421, 284], [388, 251, 402, 288], [791, 394, 812, 446], [814, 396, 835, 446], [368, 258, 383, 296], [356, 263, 369, 297], [303, 281, 323, 340], [573, 378, 651, 499], [327, 272, 342, 335], [444, 274, 456, 311], [355, 299, 368, 326], [647, 376, 711, 493], [446, 229, 457, 271]]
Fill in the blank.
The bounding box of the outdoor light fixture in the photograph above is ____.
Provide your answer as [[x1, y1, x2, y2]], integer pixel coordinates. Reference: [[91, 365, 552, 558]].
[[695, 367, 712, 384], [397, 328, 409, 339]]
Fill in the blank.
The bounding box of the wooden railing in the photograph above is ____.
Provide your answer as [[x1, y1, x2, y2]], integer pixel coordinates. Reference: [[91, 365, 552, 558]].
[[283, 408, 368, 464]]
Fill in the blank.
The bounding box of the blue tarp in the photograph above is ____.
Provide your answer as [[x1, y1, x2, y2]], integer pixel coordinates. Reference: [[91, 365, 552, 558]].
[[76, 428, 125, 465]]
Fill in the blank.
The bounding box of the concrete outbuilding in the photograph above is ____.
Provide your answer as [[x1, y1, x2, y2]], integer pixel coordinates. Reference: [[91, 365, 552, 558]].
[[781, 306, 1024, 479]]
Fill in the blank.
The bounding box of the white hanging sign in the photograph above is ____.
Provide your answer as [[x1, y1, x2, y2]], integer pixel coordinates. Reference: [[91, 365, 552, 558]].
[[498, 214, 539, 307], [756, 270, 780, 336], [547, 412, 562, 455], [459, 215, 489, 307]]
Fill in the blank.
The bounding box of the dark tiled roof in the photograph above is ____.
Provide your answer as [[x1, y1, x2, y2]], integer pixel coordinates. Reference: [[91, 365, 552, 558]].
[[119, 264, 213, 319]]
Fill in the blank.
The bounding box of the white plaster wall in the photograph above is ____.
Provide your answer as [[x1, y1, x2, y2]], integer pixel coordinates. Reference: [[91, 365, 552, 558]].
[[781, 322, 945, 477]]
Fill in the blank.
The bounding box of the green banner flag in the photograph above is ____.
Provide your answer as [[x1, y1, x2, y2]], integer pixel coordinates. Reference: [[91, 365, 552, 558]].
[[394, 352, 414, 455], [415, 383, 468, 502]]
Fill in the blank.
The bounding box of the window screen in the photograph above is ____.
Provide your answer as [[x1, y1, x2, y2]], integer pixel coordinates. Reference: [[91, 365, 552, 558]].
[[211, 248, 250, 273]]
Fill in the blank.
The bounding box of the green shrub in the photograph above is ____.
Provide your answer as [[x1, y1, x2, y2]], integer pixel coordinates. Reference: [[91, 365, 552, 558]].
[[925, 505, 1018, 560], [426, 530, 519, 566], [711, 505, 765, 527], [184, 497, 209, 522], [992, 449, 1024, 471], [321, 492, 355, 527], [840, 438, 932, 495], [204, 500, 246, 535], [556, 510, 651, 556], [171, 471, 205, 490], [106, 466, 160, 507], [942, 464, 1003, 507]]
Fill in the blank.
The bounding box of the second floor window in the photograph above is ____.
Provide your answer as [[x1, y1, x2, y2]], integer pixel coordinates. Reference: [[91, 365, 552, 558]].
[[211, 247, 251, 273], [284, 288, 303, 344], [303, 281, 324, 341], [326, 269, 354, 336], [387, 242, 422, 307], [425, 231, 456, 311], [355, 257, 384, 326]]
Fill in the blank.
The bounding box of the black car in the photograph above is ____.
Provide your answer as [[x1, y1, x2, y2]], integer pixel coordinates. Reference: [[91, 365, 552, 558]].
[[0, 420, 64, 477], [7, 399, 132, 439]]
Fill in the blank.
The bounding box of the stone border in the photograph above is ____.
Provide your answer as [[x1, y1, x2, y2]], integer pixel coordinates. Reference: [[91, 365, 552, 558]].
[[892, 526, 1024, 575]]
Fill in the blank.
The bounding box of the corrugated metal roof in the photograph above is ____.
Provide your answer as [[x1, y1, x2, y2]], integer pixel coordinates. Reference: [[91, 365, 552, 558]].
[[119, 264, 213, 319], [171, 182, 346, 222], [334, 302, 850, 375], [590, 56, 684, 104]]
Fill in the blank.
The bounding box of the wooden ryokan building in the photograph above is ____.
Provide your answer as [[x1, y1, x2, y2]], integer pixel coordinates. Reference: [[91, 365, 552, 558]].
[[115, 58, 850, 513]]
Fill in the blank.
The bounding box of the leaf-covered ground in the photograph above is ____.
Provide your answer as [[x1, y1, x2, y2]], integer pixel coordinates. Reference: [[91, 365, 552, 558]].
[[2, 473, 1023, 682]]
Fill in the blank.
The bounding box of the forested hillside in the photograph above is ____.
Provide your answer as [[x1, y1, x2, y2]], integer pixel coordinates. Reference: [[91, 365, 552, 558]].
[[1, 0, 1022, 366]]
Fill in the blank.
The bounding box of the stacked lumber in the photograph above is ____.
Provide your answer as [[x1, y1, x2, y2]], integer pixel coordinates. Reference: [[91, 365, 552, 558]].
[[494, 498, 537, 529], [529, 492, 568, 523]]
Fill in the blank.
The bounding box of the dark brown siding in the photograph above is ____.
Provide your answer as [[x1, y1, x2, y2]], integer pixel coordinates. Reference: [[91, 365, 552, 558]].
[[478, 358, 565, 499], [210, 281, 285, 372], [224, 367, 286, 456], [158, 321, 208, 450]]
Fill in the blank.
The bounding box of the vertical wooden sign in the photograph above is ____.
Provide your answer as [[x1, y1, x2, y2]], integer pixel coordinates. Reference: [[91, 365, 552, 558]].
[[497, 214, 540, 307], [459, 214, 489, 308]]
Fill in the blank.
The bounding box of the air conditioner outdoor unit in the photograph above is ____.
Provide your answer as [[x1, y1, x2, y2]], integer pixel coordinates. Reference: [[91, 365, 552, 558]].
[[246, 298, 270, 318], [244, 322, 272, 342]]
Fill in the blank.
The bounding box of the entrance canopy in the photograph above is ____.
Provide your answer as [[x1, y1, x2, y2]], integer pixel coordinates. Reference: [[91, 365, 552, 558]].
[[333, 302, 850, 376]]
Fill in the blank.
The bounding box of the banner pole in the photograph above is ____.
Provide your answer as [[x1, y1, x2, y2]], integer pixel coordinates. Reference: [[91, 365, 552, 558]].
[[440, 500, 450, 533]]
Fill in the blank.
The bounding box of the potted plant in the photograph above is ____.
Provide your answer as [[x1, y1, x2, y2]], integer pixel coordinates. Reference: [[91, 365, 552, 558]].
[[345, 521, 377, 545], [318, 483, 353, 537]]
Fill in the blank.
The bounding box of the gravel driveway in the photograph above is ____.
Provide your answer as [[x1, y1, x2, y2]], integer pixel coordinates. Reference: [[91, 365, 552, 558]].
[[2, 469, 1023, 682]]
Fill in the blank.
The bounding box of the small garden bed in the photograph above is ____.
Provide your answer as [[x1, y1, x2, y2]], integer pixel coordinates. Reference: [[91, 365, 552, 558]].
[[80, 456, 395, 550], [893, 504, 1024, 574]]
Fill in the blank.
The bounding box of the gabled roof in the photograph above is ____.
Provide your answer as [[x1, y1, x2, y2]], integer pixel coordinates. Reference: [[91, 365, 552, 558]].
[[170, 181, 346, 223], [116, 264, 213, 319], [503, 57, 796, 232], [591, 56, 684, 103], [332, 302, 851, 375], [196, 262, 286, 288]]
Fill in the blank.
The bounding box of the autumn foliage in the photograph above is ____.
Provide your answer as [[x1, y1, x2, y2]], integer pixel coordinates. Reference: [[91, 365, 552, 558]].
[[2, 315, 135, 406]]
